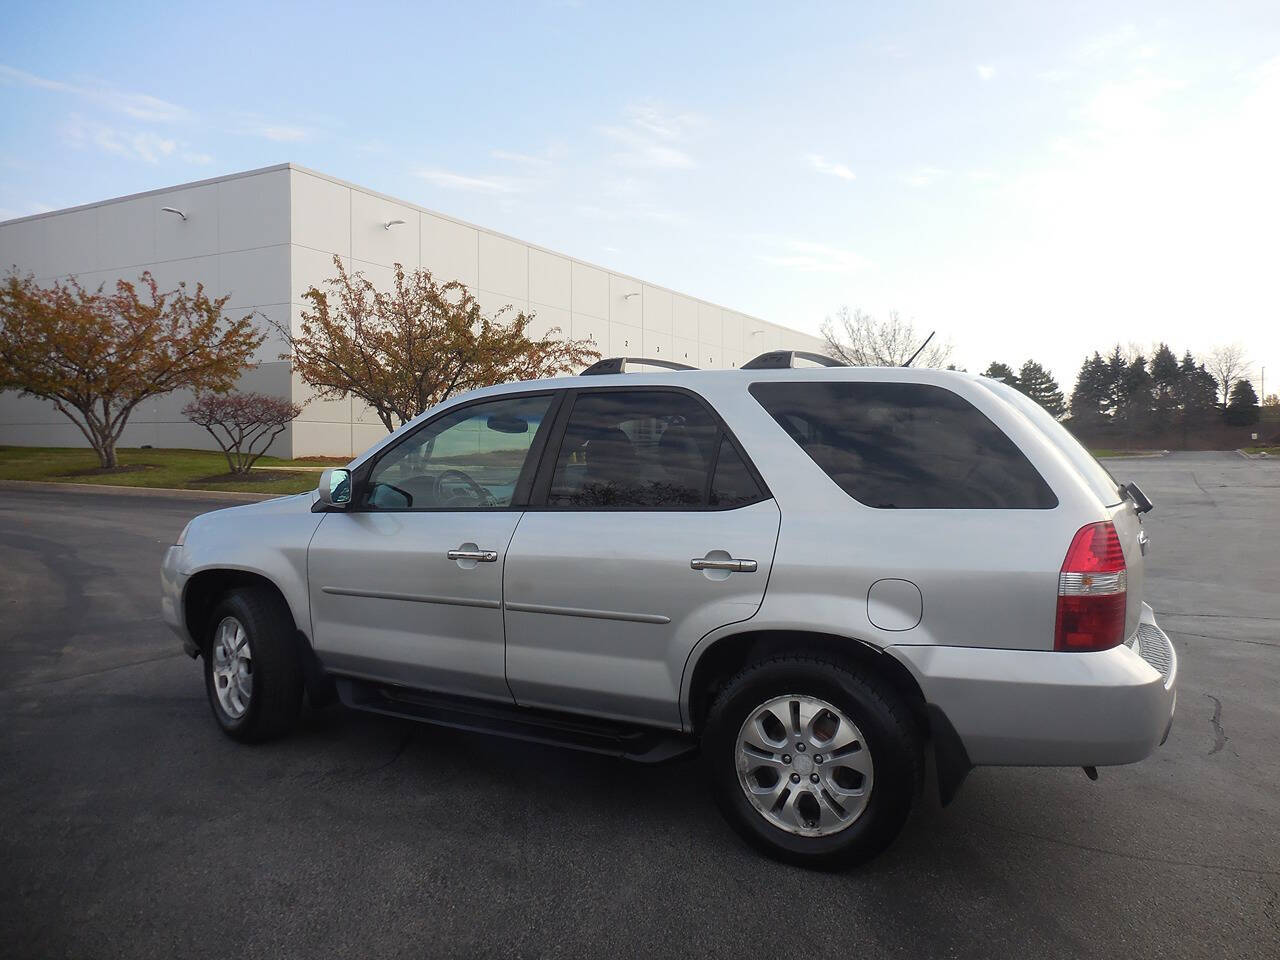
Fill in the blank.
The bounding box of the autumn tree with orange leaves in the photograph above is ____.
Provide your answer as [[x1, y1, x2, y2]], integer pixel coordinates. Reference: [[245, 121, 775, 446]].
[[0, 272, 263, 468], [277, 257, 599, 432]]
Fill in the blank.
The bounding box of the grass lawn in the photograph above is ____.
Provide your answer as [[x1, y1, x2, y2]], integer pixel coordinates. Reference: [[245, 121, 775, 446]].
[[0, 446, 347, 495], [1089, 449, 1123, 458], [1243, 446, 1280, 456]]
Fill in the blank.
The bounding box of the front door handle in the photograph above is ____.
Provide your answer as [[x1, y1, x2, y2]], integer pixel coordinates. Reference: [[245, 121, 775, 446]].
[[448, 548, 498, 562], [690, 557, 757, 573]]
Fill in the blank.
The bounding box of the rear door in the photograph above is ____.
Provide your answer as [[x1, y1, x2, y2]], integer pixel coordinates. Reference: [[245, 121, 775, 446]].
[[308, 391, 557, 700], [502, 387, 780, 728]]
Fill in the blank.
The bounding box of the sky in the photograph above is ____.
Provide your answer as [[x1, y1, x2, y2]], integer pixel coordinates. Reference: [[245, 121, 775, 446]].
[[1, 0, 1277, 395]]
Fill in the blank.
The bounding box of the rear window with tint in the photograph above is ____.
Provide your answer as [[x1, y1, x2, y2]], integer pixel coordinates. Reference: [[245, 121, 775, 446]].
[[749, 381, 1058, 509]]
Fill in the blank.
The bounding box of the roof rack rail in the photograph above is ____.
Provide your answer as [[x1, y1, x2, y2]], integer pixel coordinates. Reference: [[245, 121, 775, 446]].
[[579, 356, 698, 375], [740, 350, 846, 370]]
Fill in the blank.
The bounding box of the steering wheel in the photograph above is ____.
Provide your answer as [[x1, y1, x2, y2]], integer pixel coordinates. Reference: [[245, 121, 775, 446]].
[[435, 469, 495, 507]]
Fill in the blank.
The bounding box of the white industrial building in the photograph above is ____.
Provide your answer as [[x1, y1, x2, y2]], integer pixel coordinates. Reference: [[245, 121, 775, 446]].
[[0, 164, 825, 458]]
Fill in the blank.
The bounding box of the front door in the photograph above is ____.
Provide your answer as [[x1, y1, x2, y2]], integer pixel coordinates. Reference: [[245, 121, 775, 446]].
[[308, 392, 556, 700], [503, 388, 780, 728]]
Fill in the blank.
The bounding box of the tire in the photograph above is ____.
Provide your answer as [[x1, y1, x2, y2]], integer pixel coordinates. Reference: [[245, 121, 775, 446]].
[[702, 655, 921, 869], [202, 587, 303, 743]]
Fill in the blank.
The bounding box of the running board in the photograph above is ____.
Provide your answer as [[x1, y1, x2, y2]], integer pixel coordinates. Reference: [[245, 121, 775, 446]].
[[334, 677, 695, 764]]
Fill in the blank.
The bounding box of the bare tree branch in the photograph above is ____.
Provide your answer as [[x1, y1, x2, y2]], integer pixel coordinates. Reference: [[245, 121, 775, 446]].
[[821, 307, 953, 368]]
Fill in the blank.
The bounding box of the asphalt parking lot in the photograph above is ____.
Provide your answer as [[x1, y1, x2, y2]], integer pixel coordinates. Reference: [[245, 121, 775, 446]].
[[2, 451, 1277, 959]]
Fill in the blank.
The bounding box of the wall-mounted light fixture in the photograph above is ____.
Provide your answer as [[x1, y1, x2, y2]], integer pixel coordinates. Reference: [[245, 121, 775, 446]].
[[384, 219, 406, 230], [623, 292, 639, 300], [160, 207, 187, 221]]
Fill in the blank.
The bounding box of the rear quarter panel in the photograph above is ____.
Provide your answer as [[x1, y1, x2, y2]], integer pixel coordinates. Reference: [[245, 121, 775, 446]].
[[697, 369, 1112, 654]]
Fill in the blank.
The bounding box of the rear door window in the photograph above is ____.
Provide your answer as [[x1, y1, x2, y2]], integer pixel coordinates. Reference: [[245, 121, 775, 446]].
[[543, 390, 765, 509], [749, 380, 1057, 509]]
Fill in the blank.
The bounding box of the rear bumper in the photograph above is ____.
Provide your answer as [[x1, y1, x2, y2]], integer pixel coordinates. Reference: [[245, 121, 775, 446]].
[[890, 602, 1177, 767], [160, 545, 198, 657]]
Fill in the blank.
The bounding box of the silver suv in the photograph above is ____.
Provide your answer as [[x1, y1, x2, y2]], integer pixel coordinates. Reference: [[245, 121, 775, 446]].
[[161, 352, 1177, 868]]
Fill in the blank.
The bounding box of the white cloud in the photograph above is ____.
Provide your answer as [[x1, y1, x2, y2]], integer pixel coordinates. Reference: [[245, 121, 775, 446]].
[[599, 102, 698, 169], [901, 165, 948, 187], [0, 64, 188, 122], [808, 154, 856, 181], [976, 64, 996, 80], [62, 116, 218, 166], [756, 237, 870, 274], [416, 167, 523, 193], [65, 116, 176, 163]]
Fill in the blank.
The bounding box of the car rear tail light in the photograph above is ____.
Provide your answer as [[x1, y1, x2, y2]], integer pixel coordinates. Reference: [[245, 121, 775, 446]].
[[1055, 521, 1127, 651]]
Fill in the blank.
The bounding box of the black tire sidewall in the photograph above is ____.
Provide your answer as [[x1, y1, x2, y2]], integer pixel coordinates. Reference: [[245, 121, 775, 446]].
[[704, 659, 918, 869], [203, 595, 262, 737]]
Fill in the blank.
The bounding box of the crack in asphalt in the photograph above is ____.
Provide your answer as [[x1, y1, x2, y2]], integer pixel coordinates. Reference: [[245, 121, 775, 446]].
[[1160, 612, 1280, 622], [0, 651, 187, 693], [1189, 472, 1218, 507], [961, 813, 1279, 878], [1170, 630, 1280, 649], [359, 730, 413, 779], [1206, 694, 1230, 756]]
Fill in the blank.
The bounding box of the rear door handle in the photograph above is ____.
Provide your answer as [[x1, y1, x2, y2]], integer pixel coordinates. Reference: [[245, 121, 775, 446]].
[[448, 549, 498, 562], [690, 557, 757, 573]]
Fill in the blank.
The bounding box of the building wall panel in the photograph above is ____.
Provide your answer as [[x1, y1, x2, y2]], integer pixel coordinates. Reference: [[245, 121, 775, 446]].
[[0, 163, 823, 461]]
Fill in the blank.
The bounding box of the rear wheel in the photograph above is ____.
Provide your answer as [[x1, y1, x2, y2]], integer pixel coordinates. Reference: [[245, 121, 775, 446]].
[[703, 655, 921, 869], [203, 587, 303, 742]]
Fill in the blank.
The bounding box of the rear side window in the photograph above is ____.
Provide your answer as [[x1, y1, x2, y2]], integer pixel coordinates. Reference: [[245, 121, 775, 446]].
[[710, 437, 764, 507], [545, 390, 766, 509], [749, 381, 1057, 509]]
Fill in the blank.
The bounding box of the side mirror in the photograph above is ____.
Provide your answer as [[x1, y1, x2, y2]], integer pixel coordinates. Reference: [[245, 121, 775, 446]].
[[316, 468, 353, 510]]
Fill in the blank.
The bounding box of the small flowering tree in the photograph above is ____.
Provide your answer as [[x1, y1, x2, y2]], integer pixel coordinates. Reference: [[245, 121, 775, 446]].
[[183, 391, 303, 475], [0, 271, 263, 468], [278, 257, 599, 431]]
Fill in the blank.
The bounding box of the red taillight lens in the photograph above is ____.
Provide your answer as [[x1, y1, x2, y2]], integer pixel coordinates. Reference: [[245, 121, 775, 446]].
[[1055, 521, 1127, 651]]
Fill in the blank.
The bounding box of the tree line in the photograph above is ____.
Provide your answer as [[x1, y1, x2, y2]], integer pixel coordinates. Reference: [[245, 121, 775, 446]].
[[822, 307, 1265, 433], [1069, 343, 1264, 430]]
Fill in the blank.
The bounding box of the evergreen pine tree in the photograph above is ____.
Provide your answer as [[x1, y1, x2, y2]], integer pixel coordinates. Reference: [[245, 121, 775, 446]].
[[1118, 354, 1153, 427], [1016, 360, 1066, 418], [1105, 345, 1127, 418], [1150, 343, 1179, 427], [1225, 380, 1261, 425], [1070, 352, 1110, 424], [981, 361, 1018, 386]]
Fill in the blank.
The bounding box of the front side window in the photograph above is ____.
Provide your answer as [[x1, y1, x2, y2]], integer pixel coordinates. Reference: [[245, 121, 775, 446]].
[[749, 380, 1057, 509], [364, 393, 553, 510], [547, 390, 756, 509]]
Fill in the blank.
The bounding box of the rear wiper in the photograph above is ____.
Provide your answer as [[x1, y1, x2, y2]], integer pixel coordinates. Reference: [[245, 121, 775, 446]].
[[1122, 481, 1154, 514]]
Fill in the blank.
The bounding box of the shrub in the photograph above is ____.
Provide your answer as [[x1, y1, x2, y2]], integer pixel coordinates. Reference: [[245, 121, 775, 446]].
[[183, 391, 303, 474]]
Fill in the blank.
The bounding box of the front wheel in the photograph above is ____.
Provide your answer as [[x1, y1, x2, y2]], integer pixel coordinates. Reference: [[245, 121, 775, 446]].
[[203, 587, 303, 743], [702, 655, 921, 869]]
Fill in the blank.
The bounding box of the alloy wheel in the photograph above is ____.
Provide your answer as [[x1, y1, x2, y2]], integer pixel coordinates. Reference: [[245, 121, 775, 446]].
[[735, 693, 874, 836]]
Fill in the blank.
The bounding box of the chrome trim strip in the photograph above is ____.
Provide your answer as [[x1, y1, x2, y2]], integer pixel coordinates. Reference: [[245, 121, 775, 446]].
[[447, 549, 498, 562], [503, 601, 671, 625], [320, 586, 501, 610], [690, 557, 758, 572]]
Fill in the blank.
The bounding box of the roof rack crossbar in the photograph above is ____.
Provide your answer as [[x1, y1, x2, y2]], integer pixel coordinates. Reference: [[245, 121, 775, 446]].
[[740, 350, 846, 370], [579, 356, 698, 375]]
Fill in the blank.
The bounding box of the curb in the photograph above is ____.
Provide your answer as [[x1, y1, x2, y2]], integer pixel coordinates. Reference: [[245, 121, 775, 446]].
[[0, 479, 286, 502]]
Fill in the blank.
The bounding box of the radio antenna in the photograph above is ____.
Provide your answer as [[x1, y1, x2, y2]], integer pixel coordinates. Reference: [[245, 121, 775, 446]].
[[902, 330, 936, 367]]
